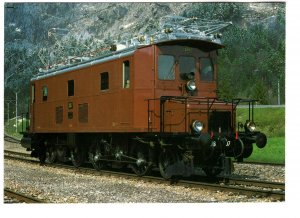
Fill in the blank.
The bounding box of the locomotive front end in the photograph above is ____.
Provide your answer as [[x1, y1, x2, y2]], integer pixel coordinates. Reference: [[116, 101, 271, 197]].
[[148, 38, 268, 178], [155, 96, 267, 177], [160, 96, 267, 176]]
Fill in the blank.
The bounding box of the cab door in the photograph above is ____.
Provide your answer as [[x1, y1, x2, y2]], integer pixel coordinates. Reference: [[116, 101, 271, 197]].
[[117, 58, 133, 129]]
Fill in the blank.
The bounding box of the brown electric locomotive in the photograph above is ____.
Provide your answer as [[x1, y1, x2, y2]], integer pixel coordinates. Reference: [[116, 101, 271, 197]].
[[21, 38, 267, 178]]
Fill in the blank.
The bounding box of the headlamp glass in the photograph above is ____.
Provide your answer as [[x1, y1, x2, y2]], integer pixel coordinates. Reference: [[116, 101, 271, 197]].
[[191, 120, 203, 133], [186, 80, 196, 91]]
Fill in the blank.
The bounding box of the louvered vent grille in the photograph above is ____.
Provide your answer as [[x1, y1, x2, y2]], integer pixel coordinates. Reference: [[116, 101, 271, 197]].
[[78, 103, 88, 123], [56, 106, 63, 124]]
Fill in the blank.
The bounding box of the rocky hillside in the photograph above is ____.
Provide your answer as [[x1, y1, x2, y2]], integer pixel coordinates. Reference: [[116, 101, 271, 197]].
[[4, 2, 285, 114]]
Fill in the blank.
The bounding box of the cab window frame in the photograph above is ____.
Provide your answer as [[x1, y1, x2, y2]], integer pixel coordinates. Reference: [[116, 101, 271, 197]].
[[158, 54, 176, 80], [68, 80, 74, 97], [179, 56, 196, 80], [100, 72, 109, 91], [123, 60, 130, 88], [42, 86, 48, 101], [200, 57, 214, 82], [31, 84, 35, 103]]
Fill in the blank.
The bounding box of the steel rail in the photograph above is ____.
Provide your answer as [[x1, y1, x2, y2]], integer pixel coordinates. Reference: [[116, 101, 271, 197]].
[[4, 151, 285, 201], [54, 164, 286, 201], [4, 134, 21, 144], [175, 179, 285, 200], [4, 188, 46, 203], [87, 169, 285, 201], [4, 150, 31, 157], [234, 160, 285, 167], [226, 177, 285, 190]]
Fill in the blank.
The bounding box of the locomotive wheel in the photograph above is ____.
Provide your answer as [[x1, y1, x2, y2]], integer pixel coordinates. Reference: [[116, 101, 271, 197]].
[[159, 149, 179, 180], [131, 151, 152, 176], [45, 145, 57, 164], [242, 143, 253, 158], [88, 144, 105, 171], [38, 145, 46, 164], [70, 146, 85, 168], [39, 151, 46, 164], [233, 138, 245, 159]]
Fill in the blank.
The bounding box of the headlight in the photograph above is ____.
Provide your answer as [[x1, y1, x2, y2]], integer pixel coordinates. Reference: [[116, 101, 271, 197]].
[[191, 120, 203, 133], [186, 80, 196, 91], [245, 121, 256, 132]]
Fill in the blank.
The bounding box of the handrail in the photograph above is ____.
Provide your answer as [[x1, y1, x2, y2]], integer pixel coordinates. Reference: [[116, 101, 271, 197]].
[[147, 96, 258, 133]]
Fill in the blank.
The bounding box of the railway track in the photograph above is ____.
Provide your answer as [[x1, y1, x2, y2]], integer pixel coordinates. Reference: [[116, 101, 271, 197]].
[[4, 188, 46, 203], [4, 150, 285, 201], [234, 160, 285, 167], [4, 150, 31, 157], [4, 134, 21, 144]]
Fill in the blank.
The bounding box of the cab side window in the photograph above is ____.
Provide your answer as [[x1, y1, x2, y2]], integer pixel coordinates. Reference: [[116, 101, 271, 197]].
[[42, 86, 48, 101], [68, 80, 74, 96], [31, 84, 35, 103], [123, 60, 130, 88], [100, 72, 109, 90]]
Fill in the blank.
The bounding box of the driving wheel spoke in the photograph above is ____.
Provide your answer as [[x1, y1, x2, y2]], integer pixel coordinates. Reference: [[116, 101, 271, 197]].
[[71, 146, 84, 168], [89, 144, 105, 171], [131, 146, 152, 176], [45, 145, 57, 164], [159, 149, 178, 180]]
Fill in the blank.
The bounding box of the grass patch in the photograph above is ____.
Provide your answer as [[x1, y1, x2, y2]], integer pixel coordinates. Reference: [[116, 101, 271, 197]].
[[236, 107, 285, 138], [4, 118, 28, 139], [237, 107, 285, 163], [245, 137, 285, 164]]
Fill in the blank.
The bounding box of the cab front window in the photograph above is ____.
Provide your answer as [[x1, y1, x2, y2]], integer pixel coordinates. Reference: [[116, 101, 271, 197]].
[[158, 55, 175, 80], [179, 56, 195, 80], [200, 58, 214, 81]]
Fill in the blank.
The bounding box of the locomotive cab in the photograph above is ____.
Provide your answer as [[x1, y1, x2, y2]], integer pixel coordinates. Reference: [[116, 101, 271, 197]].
[[155, 39, 221, 99], [146, 39, 267, 177]]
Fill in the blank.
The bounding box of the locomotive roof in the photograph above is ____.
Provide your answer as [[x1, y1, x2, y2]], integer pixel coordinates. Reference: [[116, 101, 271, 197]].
[[155, 39, 224, 52], [32, 47, 136, 81], [32, 38, 223, 81]]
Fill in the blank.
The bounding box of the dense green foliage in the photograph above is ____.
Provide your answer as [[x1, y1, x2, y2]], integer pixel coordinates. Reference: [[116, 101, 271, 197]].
[[183, 3, 285, 104], [182, 3, 285, 104], [218, 16, 285, 104]]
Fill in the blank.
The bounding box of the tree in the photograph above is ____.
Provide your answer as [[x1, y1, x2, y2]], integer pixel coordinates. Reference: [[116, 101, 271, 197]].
[[252, 80, 268, 104]]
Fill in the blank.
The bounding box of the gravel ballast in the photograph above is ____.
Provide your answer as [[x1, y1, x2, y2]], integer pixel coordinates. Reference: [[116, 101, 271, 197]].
[[4, 158, 283, 203], [4, 141, 284, 203]]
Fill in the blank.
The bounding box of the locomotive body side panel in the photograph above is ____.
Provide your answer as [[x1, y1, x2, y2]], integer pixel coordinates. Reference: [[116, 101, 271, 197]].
[[91, 56, 134, 132], [30, 53, 139, 133]]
